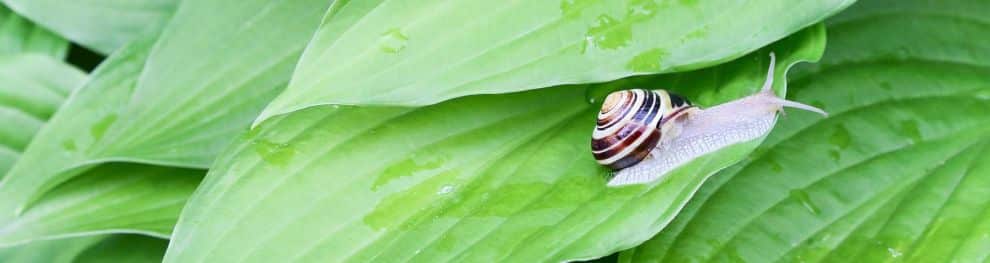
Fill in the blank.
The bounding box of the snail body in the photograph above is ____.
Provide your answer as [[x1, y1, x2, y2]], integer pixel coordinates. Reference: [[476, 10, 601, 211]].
[[593, 53, 827, 186]]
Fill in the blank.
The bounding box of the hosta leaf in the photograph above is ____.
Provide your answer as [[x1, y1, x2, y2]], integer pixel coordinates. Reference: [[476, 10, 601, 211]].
[[1, 0, 177, 54], [0, 5, 67, 58], [619, 0, 990, 262], [0, 235, 101, 262], [0, 54, 85, 175], [0, 0, 333, 225], [0, 234, 167, 263], [255, 0, 853, 123], [0, 163, 202, 246], [0, 38, 204, 247], [164, 26, 824, 262]]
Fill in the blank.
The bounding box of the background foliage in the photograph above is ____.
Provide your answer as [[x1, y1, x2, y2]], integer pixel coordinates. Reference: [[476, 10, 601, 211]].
[[0, 0, 986, 262]]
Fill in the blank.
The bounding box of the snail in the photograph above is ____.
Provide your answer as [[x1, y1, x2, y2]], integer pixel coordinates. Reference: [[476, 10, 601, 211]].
[[592, 53, 827, 186]]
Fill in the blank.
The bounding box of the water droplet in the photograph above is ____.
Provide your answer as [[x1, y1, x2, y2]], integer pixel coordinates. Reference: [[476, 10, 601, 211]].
[[586, 15, 632, 50], [253, 139, 295, 166], [826, 125, 850, 161], [898, 120, 922, 144], [767, 157, 783, 173], [373, 153, 447, 190], [626, 48, 667, 72], [879, 81, 893, 91], [887, 247, 903, 258], [61, 140, 77, 151], [90, 114, 118, 139], [584, 86, 614, 105], [380, 28, 408, 54], [790, 189, 821, 215], [626, 0, 658, 21], [437, 185, 455, 195]]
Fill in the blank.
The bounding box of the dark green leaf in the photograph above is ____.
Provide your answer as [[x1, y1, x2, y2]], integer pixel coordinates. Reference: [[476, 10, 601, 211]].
[[619, 0, 990, 262], [0, 234, 167, 263]]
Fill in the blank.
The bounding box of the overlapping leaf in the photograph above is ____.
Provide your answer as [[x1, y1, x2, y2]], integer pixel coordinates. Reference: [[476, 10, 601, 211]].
[[0, 0, 333, 227], [164, 26, 825, 262], [0, 234, 167, 263], [0, 5, 67, 58], [619, 0, 990, 262], [256, 0, 854, 123], [1, 0, 178, 54], [0, 163, 202, 246], [0, 37, 204, 246], [0, 55, 85, 175]]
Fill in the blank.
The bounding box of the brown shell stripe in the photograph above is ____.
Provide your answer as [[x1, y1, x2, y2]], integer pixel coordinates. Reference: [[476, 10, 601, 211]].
[[592, 90, 665, 167]]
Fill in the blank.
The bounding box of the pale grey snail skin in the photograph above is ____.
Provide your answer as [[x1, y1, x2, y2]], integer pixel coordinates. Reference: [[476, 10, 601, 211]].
[[596, 53, 827, 187]]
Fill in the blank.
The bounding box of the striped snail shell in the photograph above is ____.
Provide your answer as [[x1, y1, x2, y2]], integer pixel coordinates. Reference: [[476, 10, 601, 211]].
[[591, 89, 697, 170]]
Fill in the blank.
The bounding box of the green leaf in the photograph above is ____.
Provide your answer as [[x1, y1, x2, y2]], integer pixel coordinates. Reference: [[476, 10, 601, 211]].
[[164, 26, 825, 262], [73, 235, 168, 263], [0, 54, 85, 175], [0, 0, 334, 223], [619, 0, 990, 262], [0, 35, 203, 246], [0, 5, 67, 58], [255, 0, 853, 123], [0, 235, 101, 262], [0, 234, 167, 263], [0, 163, 203, 246], [1, 0, 177, 54]]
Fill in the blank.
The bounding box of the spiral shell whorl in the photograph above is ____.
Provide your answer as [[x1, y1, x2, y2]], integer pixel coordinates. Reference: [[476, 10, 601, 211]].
[[592, 89, 671, 170]]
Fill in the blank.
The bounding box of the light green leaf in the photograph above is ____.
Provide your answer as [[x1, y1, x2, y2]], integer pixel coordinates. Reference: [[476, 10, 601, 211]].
[[0, 163, 203, 246], [0, 5, 67, 58], [164, 26, 825, 262], [255, 0, 853, 123], [0, 0, 333, 225], [0, 234, 167, 263], [1, 0, 177, 54], [0, 54, 85, 175], [619, 0, 990, 262], [0, 235, 101, 262]]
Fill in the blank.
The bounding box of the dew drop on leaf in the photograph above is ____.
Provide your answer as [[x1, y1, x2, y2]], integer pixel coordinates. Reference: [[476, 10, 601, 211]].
[[826, 125, 851, 162], [789, 189, 821, 215], [626, 48, 667, 72], [90, 114, 118, 139], [380, 28, 409, 54], [586, 15, 632, 50], [61, 139, 76, 151], [252, 139, 295, 167], [627, 0, 659, 21], [898, 120, 922, 144]]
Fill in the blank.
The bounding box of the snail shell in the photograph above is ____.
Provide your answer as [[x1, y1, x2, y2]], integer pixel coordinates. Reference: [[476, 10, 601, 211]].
[[595, 52, 828, 186], [591, 89, 696, 170]]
